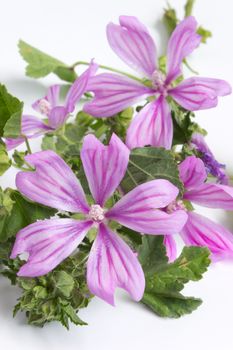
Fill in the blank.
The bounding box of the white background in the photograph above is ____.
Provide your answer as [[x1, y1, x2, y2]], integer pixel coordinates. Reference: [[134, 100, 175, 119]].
[[1, 0, 233, 349]]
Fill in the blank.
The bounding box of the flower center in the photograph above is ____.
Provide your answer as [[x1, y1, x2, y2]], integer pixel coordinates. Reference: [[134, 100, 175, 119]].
[[151, 70, 166, 92], [89, 204, 105, 222], [166, 200, 187, 213], [38, 99, 51, 115]]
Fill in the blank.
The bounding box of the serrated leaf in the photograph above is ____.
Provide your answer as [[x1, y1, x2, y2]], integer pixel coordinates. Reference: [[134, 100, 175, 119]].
[[18, 40, 76, 82], [0, 84, 23, 137], [120, 147, 184, 194], [139, 236, 210, 318], [63, 304, 87, 326], [3, 109, 23, 138], [0, 141, 11, 175]]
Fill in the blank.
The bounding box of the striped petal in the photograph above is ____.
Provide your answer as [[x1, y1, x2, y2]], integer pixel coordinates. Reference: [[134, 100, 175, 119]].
[[107, 15, 157, 78], [48, 106, 68, 129], [81, 133, 129, 206], [169, 77, 232, 111], [87, 223, 145, 305], [126, 97, 173, 150], [11, 219, 92, 277], [180, 212, 233, 261], [184, 183, 233, 210], [179, 156, 207, 190], [106, 180, 188, 235], [16, 150, 89, 213], [65, 60, 98, 113], [84, 73, 153, 117], [164, 235, 177, 262], [166, 16, 201, 84]]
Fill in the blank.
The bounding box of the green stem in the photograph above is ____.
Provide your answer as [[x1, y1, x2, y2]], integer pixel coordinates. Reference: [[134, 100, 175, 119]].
[[183, 59, 199, 75], [72, 61, 143, 83], [24, 137, 32, 154]]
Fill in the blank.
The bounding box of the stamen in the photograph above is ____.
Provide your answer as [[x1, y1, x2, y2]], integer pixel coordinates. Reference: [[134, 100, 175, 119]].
[[151, 70, 166, 91], [38, 99, 51, 115], [166, 200, 187, 213], [89, 204, 105, 222]]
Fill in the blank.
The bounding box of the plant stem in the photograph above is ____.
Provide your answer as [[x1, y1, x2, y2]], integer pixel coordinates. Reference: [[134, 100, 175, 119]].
[[72, 61, 143, 83], [24, 137, 32, 154]]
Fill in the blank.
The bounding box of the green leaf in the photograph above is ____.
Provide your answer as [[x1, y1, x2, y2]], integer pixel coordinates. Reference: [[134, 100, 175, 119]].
[[52, 271, 75, 298], [120, 147, 184, 194], [163, 6, 178, 36], [139, 236, 211, 318], [18, 40, 76, 82], [0, 84, 23, 137], [0, 190, 56, 242], [62, 304, 87, 326], [0, 141, 11, 175], [3, 110, 23, 138]]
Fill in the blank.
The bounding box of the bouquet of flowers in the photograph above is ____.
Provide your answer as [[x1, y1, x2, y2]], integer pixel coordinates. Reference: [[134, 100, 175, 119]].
[[0, 0, 232, 329]]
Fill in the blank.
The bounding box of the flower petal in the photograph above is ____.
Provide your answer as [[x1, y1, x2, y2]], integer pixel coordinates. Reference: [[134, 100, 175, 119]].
[[126, 96, 173, 150], [166, 16, 201, 84], [11, 219, 92, 277], [107, 15, 157, 78], [65, 61, 98, 113], [184, 183, 233, 210], [4, 137, 25, 151], [87, 223, 145, 305], [32, 85, 60, 115], [81, 133, 129, 206], [16, 150, 89, 213], [48, 106, 68, 129], [169, 77, 232, 111], [164, 235, 177, 262], [84, 73, 153, 117], [106, 179, 188, 235], [179, 156, 207, 190], [180, 212, 233, 261]]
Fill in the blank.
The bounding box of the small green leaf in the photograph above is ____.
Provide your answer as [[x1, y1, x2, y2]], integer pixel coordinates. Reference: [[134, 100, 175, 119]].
[[52, 271, 75, 298], [62, 304, 87, 326], [121, 147, 184, 194], [0, 141, 11, 175], [163, 6, 178, 36], [0, 84, 23, 137], [18, 40, 76, 82]]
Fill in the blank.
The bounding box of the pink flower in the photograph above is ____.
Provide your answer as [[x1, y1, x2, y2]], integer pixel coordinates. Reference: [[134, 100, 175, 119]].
[[5, 62, 98, 151], [83, 16, 231, 150], [164, 156, 233, 262], [10, 134, 187, 305]]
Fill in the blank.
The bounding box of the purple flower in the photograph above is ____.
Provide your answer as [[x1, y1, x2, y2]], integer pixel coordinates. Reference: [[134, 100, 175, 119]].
[[83, 16, 231, 150], [164, 156, 233, 262], [5, 62, 98, 151], [190, 133, 229, 184], [10, 134, 187, 305]]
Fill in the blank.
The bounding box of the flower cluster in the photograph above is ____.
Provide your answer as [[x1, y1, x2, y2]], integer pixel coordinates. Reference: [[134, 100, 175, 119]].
[[1, 8, 233, 327]]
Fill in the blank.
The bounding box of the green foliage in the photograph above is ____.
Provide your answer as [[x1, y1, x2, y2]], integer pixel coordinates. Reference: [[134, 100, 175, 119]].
[[184, 0, 195, 17], [163, 6, 178, 36], [0, 84, 23, 137], [139, 236, 211, 318], [171, 103, 206, 146], [120, 147, 184, 194], [1, 247, 91, 329], [197, 26, 212, 44], [0, 141, 11, 175], [18, 40, 76, 82], [0, 189, 56, 242]]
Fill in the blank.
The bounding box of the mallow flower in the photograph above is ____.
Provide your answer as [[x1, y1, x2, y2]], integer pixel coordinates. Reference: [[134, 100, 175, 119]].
[[83, 16, 231, 150], [5, 62, 98, 151], [190, 132, 229, 184], [164, 156, 233, 262], [10, 134, 187, 305]]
